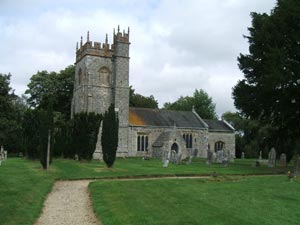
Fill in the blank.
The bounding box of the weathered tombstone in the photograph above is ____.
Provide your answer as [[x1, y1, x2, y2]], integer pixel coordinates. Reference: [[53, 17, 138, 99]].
[[259, 151, 262, 160], [268, 147, 276, 167], [187, 155, 193, 165], [170, 150, 177, 163], [74, 154, 79, 161], [294, 155, 300, 177], [279, 153, 287, 167], [222, 150, 229, 166], [176, 153, 182, 165], [229, 151, 234, 163], [206, 150, 213, 165], [162, 151, 168, 163], [212, 152, 216, 162], [163, 159, 169, 168], [4, 151, 7, 160], [241, 152, 245, 159], [216, 150, 223, 163], [193, 149, 198, 157]]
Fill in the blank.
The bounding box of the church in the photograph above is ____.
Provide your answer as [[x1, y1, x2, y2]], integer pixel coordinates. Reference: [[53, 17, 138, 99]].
[[71, 27, 235, 160]]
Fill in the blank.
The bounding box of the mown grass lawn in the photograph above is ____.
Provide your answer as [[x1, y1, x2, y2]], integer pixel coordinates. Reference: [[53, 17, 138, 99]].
[[0, 157, 292, 225], [90, 176, 300, 225]]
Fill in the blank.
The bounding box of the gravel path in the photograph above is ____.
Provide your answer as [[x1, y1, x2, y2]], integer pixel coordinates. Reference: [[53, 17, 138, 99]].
[[35, 180, 101, 225]]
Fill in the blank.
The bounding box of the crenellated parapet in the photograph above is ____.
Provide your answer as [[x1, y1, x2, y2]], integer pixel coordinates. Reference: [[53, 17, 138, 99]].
[[76, 32, 114, 62], [75, 26, 130, 63]]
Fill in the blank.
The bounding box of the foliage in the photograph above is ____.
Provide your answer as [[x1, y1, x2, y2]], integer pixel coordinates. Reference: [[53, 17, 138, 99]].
[[233, 0, 300, 161], [164, 89, 217, 119], [37, 109, 53, 169], [129, 86, 158, 109], [0, 73, 26, 153], [72, 112, 102, 161], [25, 65, 75, 118], [101, 104, 119, 167]]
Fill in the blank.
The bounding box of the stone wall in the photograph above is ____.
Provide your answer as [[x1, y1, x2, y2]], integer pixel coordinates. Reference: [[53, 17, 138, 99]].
[[208, 132, 235, 156]]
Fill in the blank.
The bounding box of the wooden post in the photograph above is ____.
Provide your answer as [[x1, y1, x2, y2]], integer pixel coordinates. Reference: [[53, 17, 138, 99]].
[[46, 129, 51, 170]]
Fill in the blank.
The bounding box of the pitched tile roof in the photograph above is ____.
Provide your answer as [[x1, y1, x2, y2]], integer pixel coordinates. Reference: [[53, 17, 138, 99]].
[[129, 107, 206, 129], [203, 119, 234, 132]]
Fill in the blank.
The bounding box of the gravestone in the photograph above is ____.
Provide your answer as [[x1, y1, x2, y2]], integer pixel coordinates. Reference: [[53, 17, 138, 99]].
[[193, 149, 198, 157], [294, 156, 300, 176], [216, 150, 223, 163], [206, 150, 213, 165], [162, 151, 169, 163], [176, 153, 182, 165], [241, 152, 245, 159], [259, 151, 262, 160], [4, 151, 7, 160], [268, 147, 276, 167], [222, 150, 229, 166], [229, 151, 235, 163], [163, 159, 169, 168], [187, 155, 193, 165], [212, 152, 216, 162], [170, 150, 177, 163], [279, 153, 287, 167]]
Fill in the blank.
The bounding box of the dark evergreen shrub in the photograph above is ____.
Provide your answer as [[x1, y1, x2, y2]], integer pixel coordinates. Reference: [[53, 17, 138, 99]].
[[101, 104, 119, 167]]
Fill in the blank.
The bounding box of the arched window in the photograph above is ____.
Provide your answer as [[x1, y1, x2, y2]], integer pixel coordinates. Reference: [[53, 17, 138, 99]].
[[215, 141, 225, 152], [98, 67, 110, 85]]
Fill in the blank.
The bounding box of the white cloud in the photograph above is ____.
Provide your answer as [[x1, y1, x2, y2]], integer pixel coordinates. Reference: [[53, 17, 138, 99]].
[[0, 0, 277, 116]]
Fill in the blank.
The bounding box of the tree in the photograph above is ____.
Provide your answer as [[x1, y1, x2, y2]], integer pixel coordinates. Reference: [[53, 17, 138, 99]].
[[72, 112, 102, 161], [25, 65, 75, 118], [129, 86, 158, 109], [0, 73, 26, 153], [233, 0, 300, 161], [164, 89, 217, 119], [101, 104, 119, 167]]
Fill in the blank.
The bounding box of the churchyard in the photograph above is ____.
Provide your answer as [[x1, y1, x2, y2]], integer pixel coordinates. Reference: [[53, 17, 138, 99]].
[[1, 156, 300, 225]]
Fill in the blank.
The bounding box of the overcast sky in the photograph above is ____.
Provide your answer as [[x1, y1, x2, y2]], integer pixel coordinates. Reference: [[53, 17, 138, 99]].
[[0, 0, 277, 116]]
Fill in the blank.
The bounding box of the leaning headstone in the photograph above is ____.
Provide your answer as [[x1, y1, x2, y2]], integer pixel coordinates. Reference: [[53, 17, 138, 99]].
[[206, 150, 213, 165], [279, 153, 287, 167], [163, 159, 169, 168], [241, 152, 245, 159], [268, 147, 276, 167]]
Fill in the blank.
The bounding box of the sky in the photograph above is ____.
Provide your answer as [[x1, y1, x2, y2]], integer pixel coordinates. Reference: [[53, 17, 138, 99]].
[[0, 0, 277, 116]]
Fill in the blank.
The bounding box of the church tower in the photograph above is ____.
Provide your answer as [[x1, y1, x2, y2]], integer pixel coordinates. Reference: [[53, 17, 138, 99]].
[[71, 27, 130, 158]]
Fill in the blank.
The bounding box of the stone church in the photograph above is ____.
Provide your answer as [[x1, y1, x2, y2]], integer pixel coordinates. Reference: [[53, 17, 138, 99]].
[[71, 27, 235, 160]]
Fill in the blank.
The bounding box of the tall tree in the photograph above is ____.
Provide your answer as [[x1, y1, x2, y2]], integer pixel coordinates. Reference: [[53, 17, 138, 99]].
[[129, 86, 158, 109], [25, 65, 74, 117], [101, 104, 119, 167], [164, 89, 217, 119], [233, 0, 300, 161]]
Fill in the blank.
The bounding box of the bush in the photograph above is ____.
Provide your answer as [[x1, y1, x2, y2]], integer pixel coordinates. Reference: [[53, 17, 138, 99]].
[[101, 104, 119, 167], [72, 112, 102, 161]]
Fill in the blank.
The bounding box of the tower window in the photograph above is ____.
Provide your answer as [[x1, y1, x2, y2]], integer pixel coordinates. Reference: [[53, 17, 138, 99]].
[[98, 67, 110, 85], [215, 141, 225, 152]]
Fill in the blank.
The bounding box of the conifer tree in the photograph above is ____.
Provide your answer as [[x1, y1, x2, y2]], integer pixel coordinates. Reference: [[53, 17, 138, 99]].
[[101, 104, 119, 167]]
